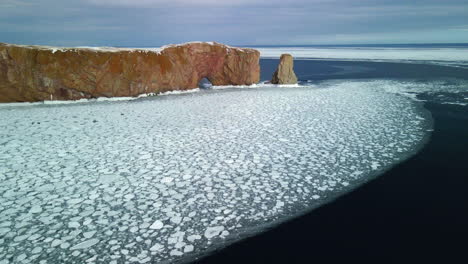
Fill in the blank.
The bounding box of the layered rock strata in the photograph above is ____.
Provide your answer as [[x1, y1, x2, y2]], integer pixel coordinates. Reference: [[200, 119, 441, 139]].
[[0, 42, 260, 102]]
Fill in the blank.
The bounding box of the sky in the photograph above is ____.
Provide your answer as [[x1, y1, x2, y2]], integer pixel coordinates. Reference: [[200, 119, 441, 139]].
[[1, 0, 468, 46]]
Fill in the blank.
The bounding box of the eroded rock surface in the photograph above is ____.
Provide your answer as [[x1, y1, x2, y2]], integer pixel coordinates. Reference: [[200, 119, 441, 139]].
[[271, 53, 298, 84], [0, 42, 260, 102]]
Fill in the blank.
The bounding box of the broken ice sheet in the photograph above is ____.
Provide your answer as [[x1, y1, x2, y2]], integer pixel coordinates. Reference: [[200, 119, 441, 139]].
[[0, 80, 430, 263]]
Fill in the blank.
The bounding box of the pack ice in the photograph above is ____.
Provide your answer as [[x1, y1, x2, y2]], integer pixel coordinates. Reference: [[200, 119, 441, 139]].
[[0, 80, 429, 263]]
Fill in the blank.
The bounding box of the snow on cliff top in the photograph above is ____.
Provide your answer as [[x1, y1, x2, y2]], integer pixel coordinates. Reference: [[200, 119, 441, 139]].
[[0, 41, 254, 54]]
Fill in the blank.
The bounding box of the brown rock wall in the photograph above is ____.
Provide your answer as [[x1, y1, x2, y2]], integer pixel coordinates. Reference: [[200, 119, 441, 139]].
[[0, 42, 260, 102]]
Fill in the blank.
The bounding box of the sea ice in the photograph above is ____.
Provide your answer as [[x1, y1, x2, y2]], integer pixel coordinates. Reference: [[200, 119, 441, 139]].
[[0, 80, 431, 263], [184, 245, 194, 253], [257, 47, 468, 68], [170, 249, 183, 256], [83, 231, 97, 239], [149, 243, 164, 252], [70, 239, 100, 250], [149, 220, 164, 230], [29, 205, 42, 214], [204, 226, 225, 239], [170, 216, 182, 224]]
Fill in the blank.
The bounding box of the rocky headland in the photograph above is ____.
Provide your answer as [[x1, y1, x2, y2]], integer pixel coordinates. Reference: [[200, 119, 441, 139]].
[[0, 42, 260, 102]]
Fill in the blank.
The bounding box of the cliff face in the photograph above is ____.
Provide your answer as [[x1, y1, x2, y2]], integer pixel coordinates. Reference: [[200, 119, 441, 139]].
[[0, 42, 260, 102]]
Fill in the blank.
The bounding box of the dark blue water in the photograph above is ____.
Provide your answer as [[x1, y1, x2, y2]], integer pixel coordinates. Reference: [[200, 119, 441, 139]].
[[261, 59, 468, 81], [194, 59, 468, 264]]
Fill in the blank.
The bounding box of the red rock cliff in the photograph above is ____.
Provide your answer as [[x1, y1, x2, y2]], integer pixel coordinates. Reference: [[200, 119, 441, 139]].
[[0, 42, 260, 102]]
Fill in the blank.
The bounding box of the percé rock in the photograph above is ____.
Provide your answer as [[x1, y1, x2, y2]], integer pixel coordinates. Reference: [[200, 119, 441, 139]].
[[271, 54, 298, 84], [0, 42, 260, 102]]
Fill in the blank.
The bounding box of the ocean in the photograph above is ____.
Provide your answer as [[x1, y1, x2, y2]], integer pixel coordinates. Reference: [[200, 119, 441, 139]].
[[196, 45, 468, 263], [0, 44, 467, 264]]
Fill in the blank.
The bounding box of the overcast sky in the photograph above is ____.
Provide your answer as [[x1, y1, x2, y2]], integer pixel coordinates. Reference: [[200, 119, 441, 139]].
[[1, 0, 468, 46]]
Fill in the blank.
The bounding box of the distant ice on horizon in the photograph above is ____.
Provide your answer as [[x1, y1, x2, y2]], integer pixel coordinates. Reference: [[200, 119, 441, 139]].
[[256, 46, 468, 68]]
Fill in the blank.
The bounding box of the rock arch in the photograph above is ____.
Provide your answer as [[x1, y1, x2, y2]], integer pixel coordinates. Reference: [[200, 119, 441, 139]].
[[198, 77, 213, 89]]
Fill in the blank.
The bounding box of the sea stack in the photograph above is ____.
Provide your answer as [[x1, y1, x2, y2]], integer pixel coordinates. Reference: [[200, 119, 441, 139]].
[[0, 42, 260, 103], [271, 54, 298, 84]]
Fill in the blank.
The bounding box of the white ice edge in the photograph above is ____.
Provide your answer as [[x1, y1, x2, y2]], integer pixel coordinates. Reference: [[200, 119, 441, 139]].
[[0, 83, 304, 107], [0, 94, 155, 107], [257, 47, 468, 62], [270, 57, 468, 69], [1, 76, 466, 108], [257, 47, 468, 69], [2, 41, 252, 55]]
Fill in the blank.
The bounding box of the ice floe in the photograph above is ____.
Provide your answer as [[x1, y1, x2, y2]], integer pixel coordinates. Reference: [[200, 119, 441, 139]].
[[204, 226, 225, 239], [378, 79, 468, 106], [0, 80, 431, 263], [70, 239, 100, 250], [149, 220, 164, 230]]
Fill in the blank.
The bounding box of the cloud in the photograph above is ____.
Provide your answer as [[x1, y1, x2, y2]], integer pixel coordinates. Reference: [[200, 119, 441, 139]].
[[0, 0, 32, 9], [85, 0, 309, 7], [1, 0, 467, 46]]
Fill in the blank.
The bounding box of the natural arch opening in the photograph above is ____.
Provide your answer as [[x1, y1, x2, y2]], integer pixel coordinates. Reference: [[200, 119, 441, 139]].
[[198, 77, 213, 89]]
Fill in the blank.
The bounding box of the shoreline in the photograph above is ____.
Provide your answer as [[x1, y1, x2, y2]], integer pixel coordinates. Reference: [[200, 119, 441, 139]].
[[195, 100, 468, 264]]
